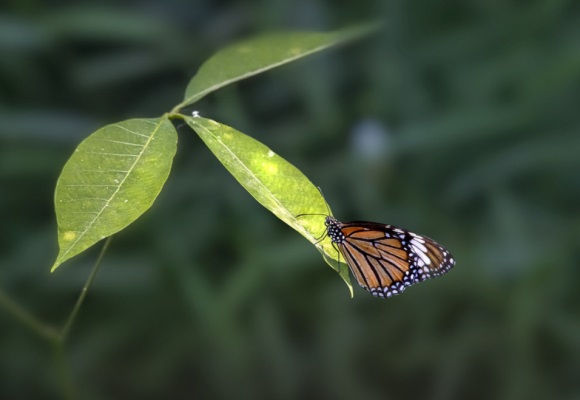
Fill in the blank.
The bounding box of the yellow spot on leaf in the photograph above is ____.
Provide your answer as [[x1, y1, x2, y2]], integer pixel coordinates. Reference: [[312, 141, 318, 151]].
[[63, 231, 77, 241], [262, 161, 278, 174]]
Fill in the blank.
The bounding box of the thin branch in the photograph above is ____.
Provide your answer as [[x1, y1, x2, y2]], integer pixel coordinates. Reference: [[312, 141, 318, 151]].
[[0, 287, 59, 341], [61, 236, 112, 341], [52, 338, 75, 400]]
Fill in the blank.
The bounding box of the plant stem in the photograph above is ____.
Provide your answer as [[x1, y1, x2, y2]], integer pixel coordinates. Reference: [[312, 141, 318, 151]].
[[61, 236, 112, 341], [0, 287, 59, 341], [54, 236, 112, 399], [0, 236, 113, 400], [52, 338, 74, 400]]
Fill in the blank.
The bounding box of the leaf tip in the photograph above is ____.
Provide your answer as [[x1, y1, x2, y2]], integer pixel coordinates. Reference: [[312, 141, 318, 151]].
[[50, 260, 61, 273]]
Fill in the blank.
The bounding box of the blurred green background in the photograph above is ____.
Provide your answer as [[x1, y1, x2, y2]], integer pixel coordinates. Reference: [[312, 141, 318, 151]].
[[1, 1, 579, 399]]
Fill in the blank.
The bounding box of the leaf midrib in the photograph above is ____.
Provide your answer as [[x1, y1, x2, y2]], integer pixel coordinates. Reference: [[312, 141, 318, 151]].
[[55, 121, 162, 266], [194, 121, 316, 243], [181, 40, 340, 108]]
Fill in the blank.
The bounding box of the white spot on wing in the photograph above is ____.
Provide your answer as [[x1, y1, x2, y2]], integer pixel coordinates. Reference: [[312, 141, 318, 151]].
[[411, 238, 427, 251], [411, 238, 431, 266]]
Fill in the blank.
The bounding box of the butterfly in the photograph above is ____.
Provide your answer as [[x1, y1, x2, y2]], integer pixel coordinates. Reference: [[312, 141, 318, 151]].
[[324, 216, 455, 298]]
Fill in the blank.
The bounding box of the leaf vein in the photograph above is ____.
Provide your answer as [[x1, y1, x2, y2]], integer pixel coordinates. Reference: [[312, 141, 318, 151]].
[[86, 152, 139, 157], [98, 139, 146, 147], [62, 184, 117, 187], [60, 198, 110, 203], [80, 169, 131, 173], [57, 121, 162, 263], [112, 124, 152, 138]]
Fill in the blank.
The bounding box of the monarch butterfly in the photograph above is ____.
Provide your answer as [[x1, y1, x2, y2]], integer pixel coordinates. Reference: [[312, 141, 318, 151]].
[[324, 216, 455, 298]]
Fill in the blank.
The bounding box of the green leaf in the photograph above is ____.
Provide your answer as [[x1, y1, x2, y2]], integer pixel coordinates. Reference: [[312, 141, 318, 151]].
[[178, 23, 379, 110], [52, 117, 177, 271], [185, 115, 353, 296]]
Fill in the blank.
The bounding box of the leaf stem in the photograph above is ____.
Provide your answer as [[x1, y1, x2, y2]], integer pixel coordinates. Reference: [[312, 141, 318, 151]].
[[61, 236, 112, 341]]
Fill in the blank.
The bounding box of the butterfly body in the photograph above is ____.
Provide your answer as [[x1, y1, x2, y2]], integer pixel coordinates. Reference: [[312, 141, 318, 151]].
[[325, 216, 455, 298]]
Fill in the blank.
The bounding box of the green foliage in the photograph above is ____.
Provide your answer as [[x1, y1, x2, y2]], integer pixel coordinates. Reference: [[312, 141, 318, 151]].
[[179, 24, 377, 109], [4, 3, 579, 399], [50, 25, 371, 282], [186, 115, 352, 293], [52, 118, 177, 270]]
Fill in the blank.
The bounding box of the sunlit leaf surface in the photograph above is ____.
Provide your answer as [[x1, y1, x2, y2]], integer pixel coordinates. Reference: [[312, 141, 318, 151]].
[[52, 117, 177, 271], [186, 115, 353, 295], [179, 24, 378, 109]]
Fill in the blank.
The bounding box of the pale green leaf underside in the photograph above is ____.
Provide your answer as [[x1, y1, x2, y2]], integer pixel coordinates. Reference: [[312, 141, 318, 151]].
[[186, 115, 353, 295], [180, 24, 378, 109], [52, 117, 177, 271]]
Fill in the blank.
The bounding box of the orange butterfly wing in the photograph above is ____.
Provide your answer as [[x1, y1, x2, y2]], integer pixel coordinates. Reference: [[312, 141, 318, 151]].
[[325, 217, 455, 298]]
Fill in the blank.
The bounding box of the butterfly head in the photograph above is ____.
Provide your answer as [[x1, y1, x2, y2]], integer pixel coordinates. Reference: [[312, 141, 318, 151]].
[[324, 216, 345, 244]]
